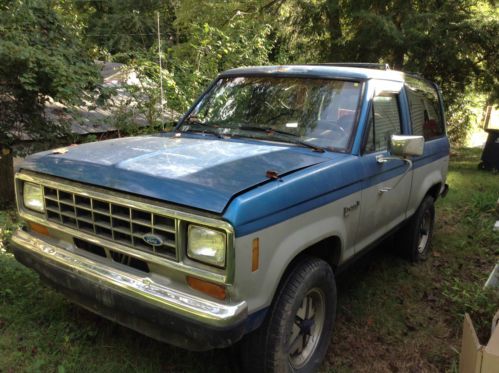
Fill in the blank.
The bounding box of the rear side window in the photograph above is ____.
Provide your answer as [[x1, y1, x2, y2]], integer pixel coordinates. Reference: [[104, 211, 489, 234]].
[[405, 77, 444, 140], [365, 94, 401, 153]]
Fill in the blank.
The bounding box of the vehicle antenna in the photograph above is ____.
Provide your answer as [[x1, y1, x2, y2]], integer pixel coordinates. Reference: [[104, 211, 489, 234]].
[[157, 11, 165, 130]]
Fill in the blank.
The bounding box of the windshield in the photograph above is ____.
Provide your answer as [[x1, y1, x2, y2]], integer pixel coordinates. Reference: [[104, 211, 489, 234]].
[[179, 76, 362, 151]]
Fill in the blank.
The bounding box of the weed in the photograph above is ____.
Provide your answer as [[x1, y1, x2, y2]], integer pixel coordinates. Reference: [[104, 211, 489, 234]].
[[442, 278, 499, 342], [0, 209, 20, 253]]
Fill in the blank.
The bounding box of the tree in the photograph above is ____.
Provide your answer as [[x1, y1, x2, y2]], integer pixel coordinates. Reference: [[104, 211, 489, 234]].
[[0, 0, 100, 204], [259, 0, 498, 141], [80, 0, 497, 143], [75, 0, 177, 56], [1, 0, 496, 197]]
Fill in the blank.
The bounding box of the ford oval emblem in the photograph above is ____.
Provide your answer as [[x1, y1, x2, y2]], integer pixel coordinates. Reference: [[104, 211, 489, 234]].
[[142, 233, 164, 246]]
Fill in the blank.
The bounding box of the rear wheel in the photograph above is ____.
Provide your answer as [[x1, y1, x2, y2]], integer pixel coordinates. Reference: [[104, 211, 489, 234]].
[[239, 257, 336, 373], [400, 195, 435, 262]]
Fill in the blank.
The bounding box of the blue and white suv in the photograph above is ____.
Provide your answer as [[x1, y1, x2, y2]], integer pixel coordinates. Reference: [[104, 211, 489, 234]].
[[12, 64, 449, 372]]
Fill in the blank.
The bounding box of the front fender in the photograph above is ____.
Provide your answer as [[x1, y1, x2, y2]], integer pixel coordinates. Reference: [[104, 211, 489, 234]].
[[231, 190, 361, 314]]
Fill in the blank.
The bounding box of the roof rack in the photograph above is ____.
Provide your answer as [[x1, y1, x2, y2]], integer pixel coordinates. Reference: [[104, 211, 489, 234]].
[[320, 62, 391, 70]]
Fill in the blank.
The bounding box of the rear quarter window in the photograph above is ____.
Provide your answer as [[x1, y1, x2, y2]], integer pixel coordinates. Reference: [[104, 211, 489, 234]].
[[405, 77, 444, 141]]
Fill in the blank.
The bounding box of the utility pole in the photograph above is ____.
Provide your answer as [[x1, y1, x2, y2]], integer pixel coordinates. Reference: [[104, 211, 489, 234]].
[[156, 11, 165, 130]]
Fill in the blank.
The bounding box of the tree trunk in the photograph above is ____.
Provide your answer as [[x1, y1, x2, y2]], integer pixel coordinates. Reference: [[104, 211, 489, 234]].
[[326, 0, 343, 61], [0, 147, 15, 206], [392, 7, 407, 70]]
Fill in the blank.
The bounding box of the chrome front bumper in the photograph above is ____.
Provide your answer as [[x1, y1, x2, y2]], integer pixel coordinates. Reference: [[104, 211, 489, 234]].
[[11, 229, 248, 350]]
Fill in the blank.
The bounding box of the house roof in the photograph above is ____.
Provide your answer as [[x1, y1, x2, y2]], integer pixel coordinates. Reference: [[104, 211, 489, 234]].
[[42, 61, 179, 136]]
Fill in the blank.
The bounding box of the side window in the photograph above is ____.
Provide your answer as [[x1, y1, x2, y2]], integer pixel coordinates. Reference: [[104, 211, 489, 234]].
[[405, 78, 444, 140], [365, 94, 401, 153]]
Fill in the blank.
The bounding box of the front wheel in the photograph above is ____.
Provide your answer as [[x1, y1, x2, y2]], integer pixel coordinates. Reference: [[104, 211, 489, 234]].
[[400, 195, 435, 262], [239, 257, 336, 373]]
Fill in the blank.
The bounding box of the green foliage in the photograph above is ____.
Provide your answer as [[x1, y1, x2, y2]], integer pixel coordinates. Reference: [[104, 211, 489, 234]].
[[123, 53, 188, 115], [170, 0, 497, 142], [268, 0, 498, 107], [167, 18, 273, 111], [0, 209, 19, 253], [76, 0, 176, 56], [1, 0, 497, 146], [447, 94, 481, 147], [0, 0, 100, 150], [106, 14, 274, 122]]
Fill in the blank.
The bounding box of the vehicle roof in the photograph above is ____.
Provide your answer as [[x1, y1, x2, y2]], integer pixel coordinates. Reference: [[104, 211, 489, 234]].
[[220, 64, 409, 82]]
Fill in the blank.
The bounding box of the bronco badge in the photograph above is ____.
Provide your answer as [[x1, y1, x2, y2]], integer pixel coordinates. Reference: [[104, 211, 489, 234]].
[[344, 201, 360, 217]]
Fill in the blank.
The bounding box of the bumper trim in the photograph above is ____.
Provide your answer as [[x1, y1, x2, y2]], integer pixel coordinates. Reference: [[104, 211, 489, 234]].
[[11, 229, 247, 328]]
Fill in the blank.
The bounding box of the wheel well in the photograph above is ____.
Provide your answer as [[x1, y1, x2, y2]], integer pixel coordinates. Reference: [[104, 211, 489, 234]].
[[427, 182, 442, 201], [286, 236, 342, 275], [270, 236, 342, 311]]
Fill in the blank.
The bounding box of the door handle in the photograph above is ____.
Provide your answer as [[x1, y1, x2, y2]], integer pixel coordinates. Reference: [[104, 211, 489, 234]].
[[377, 157, 413, 194], [378, 186, 393, 194], [376, 155, 404, 164]]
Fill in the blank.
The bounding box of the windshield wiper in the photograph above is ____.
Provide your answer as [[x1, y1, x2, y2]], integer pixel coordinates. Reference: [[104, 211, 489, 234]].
[[178, 117, 223, 138], [238, 125, 298, 137], [238, 126, 326, 153]]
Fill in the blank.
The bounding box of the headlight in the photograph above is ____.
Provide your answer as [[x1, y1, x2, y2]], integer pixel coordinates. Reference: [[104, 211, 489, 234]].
[[187, 225, 226, 268], [23, 182, 44, 213]]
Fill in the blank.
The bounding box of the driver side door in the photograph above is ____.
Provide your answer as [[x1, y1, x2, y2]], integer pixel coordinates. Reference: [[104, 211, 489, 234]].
[[356, 81, 413, 252]]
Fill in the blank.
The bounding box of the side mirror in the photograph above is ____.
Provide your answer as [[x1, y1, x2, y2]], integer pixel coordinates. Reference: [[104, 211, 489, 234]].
[[389, 135, 424, 157]]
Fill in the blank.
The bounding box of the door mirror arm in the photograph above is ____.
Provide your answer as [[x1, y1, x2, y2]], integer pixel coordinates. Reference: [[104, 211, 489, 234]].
[[375, 155, 413, 194]]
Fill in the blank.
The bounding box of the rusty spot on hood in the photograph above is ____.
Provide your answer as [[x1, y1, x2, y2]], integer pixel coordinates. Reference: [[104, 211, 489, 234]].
[[266, 170, 280, 179]]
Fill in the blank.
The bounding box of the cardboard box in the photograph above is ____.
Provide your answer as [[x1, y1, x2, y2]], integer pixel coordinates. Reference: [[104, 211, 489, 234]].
[[485, 264, 499, 289], [460, 312, 499, 372]]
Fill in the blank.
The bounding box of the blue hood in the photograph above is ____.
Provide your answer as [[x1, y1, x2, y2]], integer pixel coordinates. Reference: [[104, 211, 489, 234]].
[[19, 135, 328, 213]]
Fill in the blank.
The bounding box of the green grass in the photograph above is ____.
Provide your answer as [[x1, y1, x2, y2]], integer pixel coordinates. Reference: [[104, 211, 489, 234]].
[[1, 148, 498, 372], [0, 254, 234, 372], [325, 147, 499, 372]]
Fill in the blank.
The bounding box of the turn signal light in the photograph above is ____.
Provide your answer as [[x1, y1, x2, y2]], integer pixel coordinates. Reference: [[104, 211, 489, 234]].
[[187, 276, 226, 300], [28, 222, 49, 236], [252, 238, 259, 272]]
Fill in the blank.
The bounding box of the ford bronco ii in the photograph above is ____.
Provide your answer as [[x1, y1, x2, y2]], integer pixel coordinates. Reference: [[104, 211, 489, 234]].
[[12, 64, 449, 372]]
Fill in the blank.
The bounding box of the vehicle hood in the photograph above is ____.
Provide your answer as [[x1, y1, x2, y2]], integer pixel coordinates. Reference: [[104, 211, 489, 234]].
[[19, 135, 329, 213]]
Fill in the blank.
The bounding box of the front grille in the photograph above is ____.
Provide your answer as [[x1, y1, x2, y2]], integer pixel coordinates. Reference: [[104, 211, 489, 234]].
[[74, 238, 150, 273], [43, 186, 177, 259]]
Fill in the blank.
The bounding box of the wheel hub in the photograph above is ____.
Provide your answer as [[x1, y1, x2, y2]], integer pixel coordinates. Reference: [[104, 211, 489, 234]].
[[288, 288, 326, 369], [417, 209, 432, 254], [298, 318, 315, 335]]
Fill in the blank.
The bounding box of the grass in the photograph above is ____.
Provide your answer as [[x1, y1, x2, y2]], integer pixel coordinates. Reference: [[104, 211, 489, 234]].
[[326, 147, 499, 372], [1, 147, 498, 372]]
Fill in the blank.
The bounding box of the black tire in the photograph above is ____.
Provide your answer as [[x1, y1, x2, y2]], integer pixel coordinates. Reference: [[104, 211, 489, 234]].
[[399, 195, 435, 262], [239, 257, 336, 373]]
